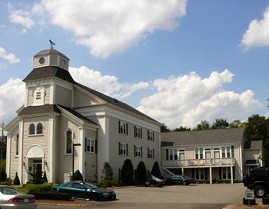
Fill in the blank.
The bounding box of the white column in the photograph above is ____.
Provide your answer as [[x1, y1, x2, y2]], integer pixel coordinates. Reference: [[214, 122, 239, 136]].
[[49, 117, 56, 182], [209, 167, 212, 184], [18, 120, 24, 184], [230, 166, 234, 184], [6, 132, 11, 177], [79, 128, 85, 180]]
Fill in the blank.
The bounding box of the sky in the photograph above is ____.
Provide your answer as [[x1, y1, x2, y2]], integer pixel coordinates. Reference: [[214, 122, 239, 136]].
[[0, 0, 269, 129]]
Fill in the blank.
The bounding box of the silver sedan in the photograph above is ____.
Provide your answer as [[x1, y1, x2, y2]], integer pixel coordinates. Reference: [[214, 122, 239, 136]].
[[0, 185, 37, 209]]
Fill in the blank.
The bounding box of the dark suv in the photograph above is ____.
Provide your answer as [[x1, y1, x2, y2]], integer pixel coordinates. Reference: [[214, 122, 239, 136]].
[[243, 167, 269, 198]]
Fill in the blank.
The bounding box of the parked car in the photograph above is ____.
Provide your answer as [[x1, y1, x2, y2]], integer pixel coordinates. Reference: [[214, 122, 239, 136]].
[[243, 167, 269, 198], [0, 185, 37, 209], [51, 181, 116, 201], [144, 175, 165, 187], [165, 175, 195, 185]]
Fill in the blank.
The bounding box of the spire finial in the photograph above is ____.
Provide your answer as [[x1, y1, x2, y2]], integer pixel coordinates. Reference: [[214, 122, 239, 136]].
[[49, 39, 55, 49]]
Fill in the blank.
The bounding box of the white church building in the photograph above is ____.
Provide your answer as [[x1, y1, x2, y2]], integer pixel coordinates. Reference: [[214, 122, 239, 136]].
[[5, 48, 161, 184]]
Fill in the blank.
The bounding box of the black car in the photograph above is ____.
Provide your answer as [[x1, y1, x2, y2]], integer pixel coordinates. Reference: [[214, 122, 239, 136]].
[[165, 175, 195, 185], [243, 167, 269, 198]]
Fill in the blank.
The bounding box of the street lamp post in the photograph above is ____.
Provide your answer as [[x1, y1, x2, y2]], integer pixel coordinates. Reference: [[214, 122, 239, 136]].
[[72, 143, 81, 180]]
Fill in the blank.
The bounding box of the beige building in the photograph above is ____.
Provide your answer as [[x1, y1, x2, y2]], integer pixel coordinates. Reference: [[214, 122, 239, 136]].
[[161, 128, 262, 183], [5, 48, 161, 184]]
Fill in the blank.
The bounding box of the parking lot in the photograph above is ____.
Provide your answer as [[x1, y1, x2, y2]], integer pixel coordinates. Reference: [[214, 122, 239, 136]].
[[38, 183, 252, 209]]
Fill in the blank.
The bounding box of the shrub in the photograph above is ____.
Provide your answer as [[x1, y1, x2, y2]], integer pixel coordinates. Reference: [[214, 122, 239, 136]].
[[24, 183, 53, 194], [151, 161, 162, 179], [135, 161, 147, 184], [13, 172, 20, 185], [102, 162, 113, 181], [33, 191, 70, 200], [121, 159, 133, 185], [73, 170, 83, 181], [0, 170, 7, 181]]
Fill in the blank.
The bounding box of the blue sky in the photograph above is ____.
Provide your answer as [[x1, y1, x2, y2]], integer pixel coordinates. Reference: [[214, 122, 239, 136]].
[[0, 0, 269, 129]]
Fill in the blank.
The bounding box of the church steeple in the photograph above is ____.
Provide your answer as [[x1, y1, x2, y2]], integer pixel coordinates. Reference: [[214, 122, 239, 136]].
[[33, 48, 70, 71]]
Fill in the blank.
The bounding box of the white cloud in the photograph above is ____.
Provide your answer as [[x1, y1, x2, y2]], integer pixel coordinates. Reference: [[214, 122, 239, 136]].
[[0, 68, 261, 130], [0, 47, 20, 64], [137, 70, 261, 128], [9, 9, 34, 32], [241, 7, 269, 48], [33, 0, 187, 57], [0, 78, 25, 123], [69, 66, 149, 98]]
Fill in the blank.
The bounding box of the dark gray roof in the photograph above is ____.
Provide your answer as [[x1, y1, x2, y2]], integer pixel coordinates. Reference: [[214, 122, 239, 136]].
[[244, 140, 262, 150], [161, 128, 246, 146], [75, 82, 160, 124], [18, 104, 97, 126], [34, 49, 69, 60], [57, 105, 98, 126], [23, 66, 75, 83], [18, 104, 61, 115]]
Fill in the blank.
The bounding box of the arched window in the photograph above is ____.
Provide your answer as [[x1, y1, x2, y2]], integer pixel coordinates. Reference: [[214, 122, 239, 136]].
[[36, 123, 43, 134], [66, 130, 72, 154], [29, 124, 35, 135]]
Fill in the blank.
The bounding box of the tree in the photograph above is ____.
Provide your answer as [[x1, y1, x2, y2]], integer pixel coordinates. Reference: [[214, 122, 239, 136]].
[[102, 162, 113, 181], [211, 118, 229, 129], [172, 126, 191, 132], [0, 170, 7, 182], [121, 159, 133, 185], [161, 123, 170, 132], [151, 161, 162, 179], [73, 170, 83, 181], [195, 120, 210, 130], [135, 161, 147, 184], [245, 115, 269, 166], [229, 120, 245, 128], [13, 172, 20, 185]]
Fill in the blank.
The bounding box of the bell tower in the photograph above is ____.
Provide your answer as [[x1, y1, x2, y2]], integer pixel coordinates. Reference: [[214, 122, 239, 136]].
[[33, 40, 70, 71]]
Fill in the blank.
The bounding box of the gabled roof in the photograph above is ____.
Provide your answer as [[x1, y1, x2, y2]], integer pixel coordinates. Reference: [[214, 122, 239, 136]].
[[57, 105, 98, 126], [18, 104, 61, 115], [244, 140, 262, 150], [161, 128, 246, 146], [23, 66, 75, 83], [75, 82, 160, 124]]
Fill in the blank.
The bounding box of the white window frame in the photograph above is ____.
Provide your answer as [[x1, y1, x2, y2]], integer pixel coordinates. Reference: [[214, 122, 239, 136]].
[[147, 148, 154, 159], [86, 138, 95, 153], [134, 126, 142, 138], [119, 121, 128, 135], [134, 146, 142, 158], [147, 130, 154, 141], [119, 143, 128, 156]]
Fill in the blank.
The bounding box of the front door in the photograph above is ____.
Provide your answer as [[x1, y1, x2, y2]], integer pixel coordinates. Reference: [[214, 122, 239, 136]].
[[29, 159, 42, 182]]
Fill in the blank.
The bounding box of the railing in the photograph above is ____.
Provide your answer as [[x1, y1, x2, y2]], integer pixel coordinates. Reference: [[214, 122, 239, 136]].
[[161, 158, 235, 168]]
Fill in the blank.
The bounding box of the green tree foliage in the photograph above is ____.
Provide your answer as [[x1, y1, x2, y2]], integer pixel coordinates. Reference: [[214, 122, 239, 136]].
[[43, 171, 48, 183], [211, 118, 229, 129], [245, 115, 269, 166], [229, 120, 246, 128], [102, 162, 113, 181], [135, 161, 147, 184], [172, 126, 191, 132], [195, 120, 211, 130], [121, 159, 133, 185], [73, 170, 83, 181], [161, 123, 170, 132], [13, 172, 20, 185], [151, 161, 162, 179]]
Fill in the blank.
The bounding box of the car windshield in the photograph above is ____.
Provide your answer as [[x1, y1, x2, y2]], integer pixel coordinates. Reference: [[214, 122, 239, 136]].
[[0, 187, 19, 195], [83, 182, 98, 189]]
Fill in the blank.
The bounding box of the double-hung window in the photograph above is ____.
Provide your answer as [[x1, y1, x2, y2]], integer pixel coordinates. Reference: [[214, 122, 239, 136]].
[[147, 130, 154, 141], [66, 130, 72, 154], [86, 138, 96, 153], [119, 143, 128, 156], [147, 148, 154, 159], [134, 145, 142, 158], [134, 126, 142, 138], [119, 121, 128, 135]]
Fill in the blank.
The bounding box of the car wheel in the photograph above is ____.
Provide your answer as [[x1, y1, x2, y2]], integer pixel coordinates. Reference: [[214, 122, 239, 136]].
[[92, 194, 100, 201], [254, 185, 267, 198]]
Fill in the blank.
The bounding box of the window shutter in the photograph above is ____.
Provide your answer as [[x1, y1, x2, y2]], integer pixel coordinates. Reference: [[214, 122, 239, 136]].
[[85, 137, 87, 152], [126, 144, 128, 156], [134, 126, 136, 137], [118, 142, 121, 155], [147, 148, 149, 158], [118, 121, 121, 133], [95, 139, 98, 153], [134, 145, 136, 157], [141, 147, 143, 158], [126, 123, 128, 135], [166, 149, 169, 160], [147, 130, 149, 140], [153, 132, 155, 142], [153, 149, 155, 159]]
